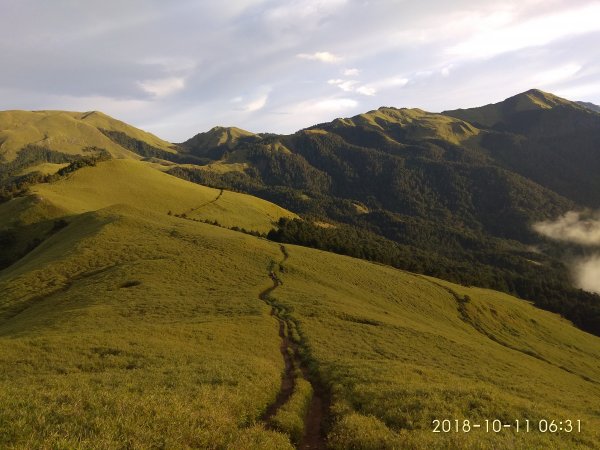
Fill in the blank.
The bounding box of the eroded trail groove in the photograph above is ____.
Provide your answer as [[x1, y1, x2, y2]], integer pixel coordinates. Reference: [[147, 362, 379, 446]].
[[259, 244, 330, 449], [259, 283, 296, 422], [177, 188, 224, 217]]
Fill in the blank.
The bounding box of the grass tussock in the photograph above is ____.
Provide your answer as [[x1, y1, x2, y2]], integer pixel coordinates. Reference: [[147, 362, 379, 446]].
[[270, 375, 313, 444]]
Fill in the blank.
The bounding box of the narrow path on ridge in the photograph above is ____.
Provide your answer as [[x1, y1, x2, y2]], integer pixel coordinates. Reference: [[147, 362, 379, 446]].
[[184, 188, 223, 215], [258, 244, 330, 449]]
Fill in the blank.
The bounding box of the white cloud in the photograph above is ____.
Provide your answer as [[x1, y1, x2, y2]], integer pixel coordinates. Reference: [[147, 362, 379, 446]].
[[138, 56, 197, 73], [534, 211, 600, 246], [293, 97, 357, 113], [575, 255, 600, 294], [534, 210, 600, 294], [244, 94, 268, 112], [554, 81, 600, 100], [355, 77, 409, 96], [356, 86, 376, 96], [138, 77, 185, 98], [328, 78, 358, 92], [297, 51, 341, 63], [533, 63, 582, 86], [447, 3, 600, 59], [314, 98, 357, 111], [266, 0, 347, 23], [57, 94, 151, 117], [343, 68, 360, 76], [441, 65, 453, 77]]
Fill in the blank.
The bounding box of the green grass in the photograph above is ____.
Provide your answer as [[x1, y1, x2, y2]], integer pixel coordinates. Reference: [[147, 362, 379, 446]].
[[0, 207, 294, 449], [270, 375, 313, 444], [0, 110, 174, 161], [269, 245, 600, 449], [444, 89, 580, 127], [329, 106, 480, 145], [29, 159, 295, 233], [183, 126, 257, 155], [1, 159, 599, 448]]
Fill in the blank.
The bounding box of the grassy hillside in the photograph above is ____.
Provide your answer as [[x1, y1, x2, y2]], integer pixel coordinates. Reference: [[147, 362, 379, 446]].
[[272, 246, 600, 449], [1, 96, 600, 447], [321, 107, 480, 147], [0, 110, 174, 161], [167, 89, 600, 335], [29, 159, 295, 233], [0, 208, 293, 449], [0, 193, 599, 448], [443, 89, 580, 127]]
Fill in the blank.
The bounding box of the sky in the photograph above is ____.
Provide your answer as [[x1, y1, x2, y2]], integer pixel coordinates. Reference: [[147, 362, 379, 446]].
[[2, 0, 600, 142]]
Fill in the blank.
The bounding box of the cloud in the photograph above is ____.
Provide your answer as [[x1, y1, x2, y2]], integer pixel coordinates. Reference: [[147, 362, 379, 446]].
[[534, 211, 600, 246], [328, 79, 358, 92], [356, 86, 376, 96], [313, 97, 357, 111], [138, 77, 185, 98], [291, 97, 357, 114], [534, 210, 600, 294], [328, 74, 409, 97], [533, 63, 582, 86], [297, 51, 341, 63], [265, 0, 347, 24], [2, 1, 600, 141], [555, 81, 600, 100], [355, 77, 409, 96], [575, 256, 600, 294], [441, 65, 453, 77], [243, 94, 269, 112], [447, 3, 600, 60]]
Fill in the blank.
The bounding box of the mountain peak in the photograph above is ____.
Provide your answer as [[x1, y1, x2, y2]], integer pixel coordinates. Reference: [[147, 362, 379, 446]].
[[509, 88, 571, 110], [443, 88, 580, 127], [181, 126, 257, 155], [0, 109, 173, 161]]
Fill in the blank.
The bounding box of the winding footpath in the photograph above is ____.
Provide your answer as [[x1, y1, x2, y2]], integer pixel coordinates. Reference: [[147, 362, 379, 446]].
[[259, 245, 330, 449]]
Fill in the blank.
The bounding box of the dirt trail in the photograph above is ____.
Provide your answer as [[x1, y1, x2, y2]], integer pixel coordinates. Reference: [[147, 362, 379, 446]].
[[179, 188, 223, 216], [417, 275, 600, 385], [259, 245, 330, 449], [259, 283, 296, 421]]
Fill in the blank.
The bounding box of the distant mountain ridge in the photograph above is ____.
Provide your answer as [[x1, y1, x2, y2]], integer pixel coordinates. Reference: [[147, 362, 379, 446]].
[[577, 100, 600, 113], [2, 89, 600, 334], [171, 89, 600, 334]]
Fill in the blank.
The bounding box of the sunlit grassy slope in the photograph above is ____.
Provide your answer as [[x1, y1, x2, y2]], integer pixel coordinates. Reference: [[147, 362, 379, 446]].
[[444, 89, 583, 127], [325, 107, 480, 146], [1, 160, 599, 448], [0, 110, 175, 161], [272, 247, 600, 449], [0, 209, 294, 449], [182, 126, 257, 155], [30, 159, 295, 233]]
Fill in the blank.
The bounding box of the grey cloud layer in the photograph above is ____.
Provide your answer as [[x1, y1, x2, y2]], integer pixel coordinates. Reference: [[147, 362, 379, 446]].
[[1, 0, 600, 140]]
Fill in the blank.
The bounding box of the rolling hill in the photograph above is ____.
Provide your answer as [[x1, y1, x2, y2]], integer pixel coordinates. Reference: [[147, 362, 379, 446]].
[[170, 89, 600, 335], [1, 92, 600, 447], [445, 89, 600, 207], [0, 110, 175, 161], [0, 154, 599, 448]]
